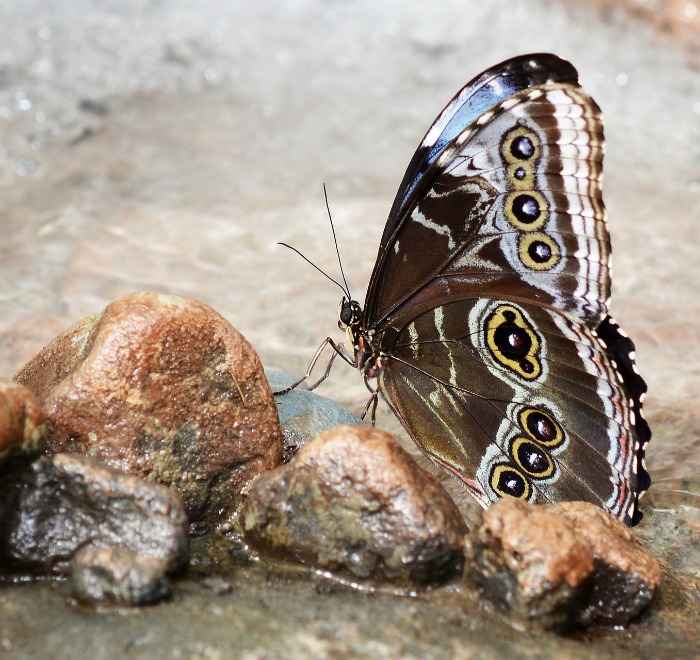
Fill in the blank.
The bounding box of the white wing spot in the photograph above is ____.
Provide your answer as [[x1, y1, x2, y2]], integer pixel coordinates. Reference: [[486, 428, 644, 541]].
[[500, 97, 520, 111], [429, 389, 441, 406], [424, 121, 443, 148], [412, 208, 456, 250]]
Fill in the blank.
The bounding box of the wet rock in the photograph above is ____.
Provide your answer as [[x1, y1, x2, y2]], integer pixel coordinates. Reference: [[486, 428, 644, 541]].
[[465, 499, 661, 629], [13, 292, 283, 524], [0, 379, 46, 471], [0, 380, 48, 527], [555, 501, 662, 626], [70, 546, 171, 606], [244, 425, 468, 584], [266, 367, 363, 462], [1, 453, 189, 574], [465, 499, 593, 628]]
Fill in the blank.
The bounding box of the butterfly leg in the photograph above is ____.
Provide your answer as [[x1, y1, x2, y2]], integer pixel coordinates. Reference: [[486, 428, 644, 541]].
[[272, 337, 355, 395], [360, 379, 379, 426]]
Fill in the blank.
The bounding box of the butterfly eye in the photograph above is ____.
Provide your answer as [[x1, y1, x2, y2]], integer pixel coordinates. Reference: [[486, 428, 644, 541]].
[[511, 194, 540, 223], [511, 437, 555, 478], [338, 299, 361, 329], [338, 307, 352, 329], [519, 408, 564, 448], [490, 465, 531, 500]]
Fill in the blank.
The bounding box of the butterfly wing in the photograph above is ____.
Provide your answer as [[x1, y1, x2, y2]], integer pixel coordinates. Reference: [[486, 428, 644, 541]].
[[387, 53, 579, 225], [378, 299, 649, 525], [365, 54, 650, 524], [367, 63, 608, 328]]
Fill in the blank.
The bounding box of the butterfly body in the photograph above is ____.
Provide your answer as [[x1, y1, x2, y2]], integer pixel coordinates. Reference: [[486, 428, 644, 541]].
[[336, 54, 650, 526]]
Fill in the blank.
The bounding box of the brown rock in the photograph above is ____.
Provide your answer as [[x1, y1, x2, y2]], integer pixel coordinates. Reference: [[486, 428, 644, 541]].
[[1, 453, 189, 575], [0, 379, 46, 469], [555, 501, 662, 626], [465, 499, 661, 629], [0, 380, 47, 527], [13, 292, 283, 524], [70, 546, 171, 606], [466, 498, 594, 627], [244, 425, 468, 585]]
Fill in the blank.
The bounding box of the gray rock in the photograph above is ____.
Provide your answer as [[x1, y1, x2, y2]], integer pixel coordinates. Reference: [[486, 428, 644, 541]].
[[71, 545, 171, 606], [266, 367, 363, 462], [244, 424, 468, 585], [1, 453, 189, 575], [265, 367, 311, 393]]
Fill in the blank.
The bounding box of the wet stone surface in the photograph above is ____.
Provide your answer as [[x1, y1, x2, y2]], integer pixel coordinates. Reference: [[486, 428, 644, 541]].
[[1, 453, 189, 575], [244, 424, 468, 585], [466, 499, 661, 629], [0, 379, 46, 471], [13, 291, 283, 526], [71, 546, 172, 607]]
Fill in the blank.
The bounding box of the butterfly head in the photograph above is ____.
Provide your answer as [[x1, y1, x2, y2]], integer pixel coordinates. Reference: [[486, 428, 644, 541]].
[[337, 297, 362, 331], [338, 297, 363, 350]]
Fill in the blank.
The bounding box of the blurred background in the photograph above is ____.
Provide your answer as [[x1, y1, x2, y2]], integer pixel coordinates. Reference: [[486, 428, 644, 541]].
[[0, 1, 698, 550]]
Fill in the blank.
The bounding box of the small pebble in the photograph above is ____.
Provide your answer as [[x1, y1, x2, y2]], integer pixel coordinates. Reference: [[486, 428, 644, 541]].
[[0, 379, 46, 470], [71, 545, 171, 607]]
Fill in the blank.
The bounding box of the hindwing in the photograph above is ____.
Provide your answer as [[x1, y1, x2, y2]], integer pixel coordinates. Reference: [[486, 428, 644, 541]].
[[377, 298, 648, 524]]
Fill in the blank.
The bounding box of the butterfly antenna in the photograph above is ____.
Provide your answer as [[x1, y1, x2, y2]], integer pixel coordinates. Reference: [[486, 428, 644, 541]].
[[277, 242, 349, 297], [323, 183, 352, 300]]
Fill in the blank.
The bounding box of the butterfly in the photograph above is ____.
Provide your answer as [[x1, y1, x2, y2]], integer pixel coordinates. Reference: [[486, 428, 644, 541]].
[[297, 53, 651, 526]]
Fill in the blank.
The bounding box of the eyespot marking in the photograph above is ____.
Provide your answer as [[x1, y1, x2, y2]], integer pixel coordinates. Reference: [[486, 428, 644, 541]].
[[484, 304, 542, 380], [490, 464, 531, 500], [519, 232, 561, 271]]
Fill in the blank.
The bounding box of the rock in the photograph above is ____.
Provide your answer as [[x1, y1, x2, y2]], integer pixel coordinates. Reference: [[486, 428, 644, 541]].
[[13, 292, 283, 524], [0, 379, 46, 471], [1, 454, 189, 575], [0, 380, 48, 527], [70, 546, 171, 606], [465, 499, 593, 628], [244, 425, 468, 584], [555, 501, 662, 626], [465, 499, 661, 629], [266, 367, 363, 462]]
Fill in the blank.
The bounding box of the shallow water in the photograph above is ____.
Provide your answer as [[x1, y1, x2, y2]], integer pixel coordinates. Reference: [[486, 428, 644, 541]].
[[0, 0, 699, 653]]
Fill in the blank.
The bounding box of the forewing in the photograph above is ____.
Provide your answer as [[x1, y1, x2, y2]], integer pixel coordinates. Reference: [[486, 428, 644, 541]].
[[387, 53, 579, 224], [367, 74, 608, 330]]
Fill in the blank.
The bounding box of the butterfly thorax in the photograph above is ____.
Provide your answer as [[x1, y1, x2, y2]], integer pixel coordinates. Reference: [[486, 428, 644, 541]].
[[338, 297, 383, 379]]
